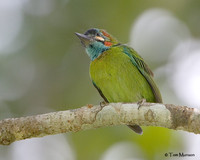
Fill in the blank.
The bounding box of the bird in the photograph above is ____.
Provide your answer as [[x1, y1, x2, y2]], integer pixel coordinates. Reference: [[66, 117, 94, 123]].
[[75, 28, 162, 134]]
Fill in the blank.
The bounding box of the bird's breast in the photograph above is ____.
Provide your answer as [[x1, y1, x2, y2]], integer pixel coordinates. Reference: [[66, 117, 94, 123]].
[[89, 48, 154, 102]]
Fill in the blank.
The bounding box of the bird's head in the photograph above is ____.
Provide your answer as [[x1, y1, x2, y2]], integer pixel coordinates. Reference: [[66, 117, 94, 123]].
[[75, 28, 119, 60]]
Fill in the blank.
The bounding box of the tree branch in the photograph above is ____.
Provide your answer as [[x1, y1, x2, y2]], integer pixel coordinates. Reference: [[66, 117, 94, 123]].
[[0, 103, 199, 145]]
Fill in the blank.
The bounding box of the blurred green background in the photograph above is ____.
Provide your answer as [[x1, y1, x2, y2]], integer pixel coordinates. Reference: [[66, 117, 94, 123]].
[[0, 0, 200, 160]]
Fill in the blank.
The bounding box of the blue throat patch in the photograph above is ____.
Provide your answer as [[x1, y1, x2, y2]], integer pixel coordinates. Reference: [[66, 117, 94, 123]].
[[86, 41, 109, 61]]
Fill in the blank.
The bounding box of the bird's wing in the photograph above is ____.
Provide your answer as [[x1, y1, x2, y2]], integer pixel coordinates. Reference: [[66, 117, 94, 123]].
[[122, 45, 162, 103], [92, 81, 109, 103], [123, 45, 154, 76]]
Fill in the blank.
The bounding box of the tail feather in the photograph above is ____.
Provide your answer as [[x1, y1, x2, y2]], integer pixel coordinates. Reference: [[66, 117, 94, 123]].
[[127, 125, 143, 135]]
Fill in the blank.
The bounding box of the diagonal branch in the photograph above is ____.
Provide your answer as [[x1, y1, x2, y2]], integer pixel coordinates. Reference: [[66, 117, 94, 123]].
[[0, 103, 199, 145]]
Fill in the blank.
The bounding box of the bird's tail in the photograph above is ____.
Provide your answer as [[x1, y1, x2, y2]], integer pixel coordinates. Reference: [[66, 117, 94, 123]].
[[127, 125, 143, 135]]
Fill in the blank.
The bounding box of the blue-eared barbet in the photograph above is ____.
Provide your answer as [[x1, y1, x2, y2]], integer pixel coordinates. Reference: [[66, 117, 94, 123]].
[[75, 28, 162, 134]]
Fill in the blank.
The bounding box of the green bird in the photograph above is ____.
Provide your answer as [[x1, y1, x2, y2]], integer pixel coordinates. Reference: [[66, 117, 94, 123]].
[[75, 28, 162, 134]]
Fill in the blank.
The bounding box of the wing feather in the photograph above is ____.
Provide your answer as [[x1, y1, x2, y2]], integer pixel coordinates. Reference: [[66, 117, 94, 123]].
[[122, 45, 162, 103]]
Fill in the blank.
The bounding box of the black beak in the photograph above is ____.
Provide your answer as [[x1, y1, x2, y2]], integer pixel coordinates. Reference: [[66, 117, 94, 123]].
[[75, 32, 93, 47]]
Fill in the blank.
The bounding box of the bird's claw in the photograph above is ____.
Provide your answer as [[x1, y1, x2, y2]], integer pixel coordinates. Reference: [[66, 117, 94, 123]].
[[100, 101, 108, 108], [137, 99, 146, 110]]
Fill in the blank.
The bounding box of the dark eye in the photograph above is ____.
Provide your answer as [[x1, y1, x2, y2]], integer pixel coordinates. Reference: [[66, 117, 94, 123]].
[[96, 33, 100, 36]]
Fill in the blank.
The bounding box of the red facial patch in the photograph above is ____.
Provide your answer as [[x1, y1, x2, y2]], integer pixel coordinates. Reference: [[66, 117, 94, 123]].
[[102, 31, 111, 38], [102, 30, 113, 46], [104, 41, 113, 46]]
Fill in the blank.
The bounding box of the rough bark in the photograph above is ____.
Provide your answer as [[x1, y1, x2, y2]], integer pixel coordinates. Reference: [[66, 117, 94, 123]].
[[0, 103, 199, 145]]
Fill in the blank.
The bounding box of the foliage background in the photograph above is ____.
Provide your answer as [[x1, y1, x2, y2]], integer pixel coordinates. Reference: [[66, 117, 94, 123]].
[[0, 0, 200, 160]]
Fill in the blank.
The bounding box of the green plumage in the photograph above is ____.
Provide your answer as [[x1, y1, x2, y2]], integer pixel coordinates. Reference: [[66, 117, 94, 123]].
[[90, 45, 162, 103], [75, 28, 162, 134]]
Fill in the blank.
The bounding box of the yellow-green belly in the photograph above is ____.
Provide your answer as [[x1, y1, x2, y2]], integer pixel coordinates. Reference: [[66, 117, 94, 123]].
[[90, 48, 155, 103]]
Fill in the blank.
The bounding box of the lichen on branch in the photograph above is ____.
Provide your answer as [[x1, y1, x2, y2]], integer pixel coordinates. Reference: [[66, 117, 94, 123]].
[[0, 103, 199, 145]]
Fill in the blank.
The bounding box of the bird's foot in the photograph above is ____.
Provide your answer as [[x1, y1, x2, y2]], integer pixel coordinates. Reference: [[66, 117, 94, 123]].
[[100, 101, 108, 108], [137, 99, 146, 110]]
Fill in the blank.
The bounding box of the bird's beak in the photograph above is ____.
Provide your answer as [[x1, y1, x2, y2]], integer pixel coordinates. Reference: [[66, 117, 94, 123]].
[[75, 32, 93, 47]]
